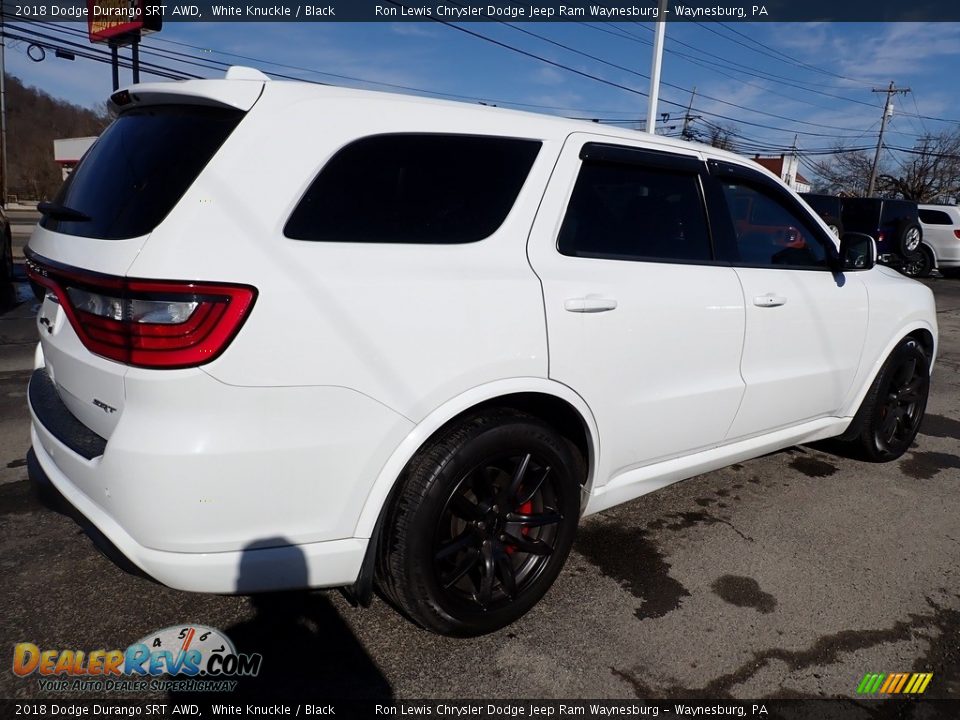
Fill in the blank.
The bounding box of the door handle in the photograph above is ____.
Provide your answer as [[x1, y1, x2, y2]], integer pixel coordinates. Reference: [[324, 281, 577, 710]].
[[753, 294, 787, 308], [564, 296, 618, 313]]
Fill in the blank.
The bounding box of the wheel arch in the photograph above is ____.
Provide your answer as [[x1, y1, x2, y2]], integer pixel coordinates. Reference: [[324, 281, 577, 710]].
[[841, 321, 937, 423], [352, 378, 600, 540]]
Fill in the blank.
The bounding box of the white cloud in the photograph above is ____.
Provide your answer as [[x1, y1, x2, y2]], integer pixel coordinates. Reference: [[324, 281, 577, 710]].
[[531, 66, 566, 86]]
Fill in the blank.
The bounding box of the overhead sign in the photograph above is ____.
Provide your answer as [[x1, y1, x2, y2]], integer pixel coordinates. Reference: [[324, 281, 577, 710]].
[[87, 0, 162, 44]]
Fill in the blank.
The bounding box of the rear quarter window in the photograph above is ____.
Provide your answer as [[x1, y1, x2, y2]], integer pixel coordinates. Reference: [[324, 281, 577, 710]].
[[919, 209, 954, 225], [284, 134, 541, 244], [41, 105, 244, 240]]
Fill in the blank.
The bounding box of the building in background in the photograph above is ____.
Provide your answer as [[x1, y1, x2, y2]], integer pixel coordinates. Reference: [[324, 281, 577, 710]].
[[53, 137, 97, 180], [752, 154, 811, 193]]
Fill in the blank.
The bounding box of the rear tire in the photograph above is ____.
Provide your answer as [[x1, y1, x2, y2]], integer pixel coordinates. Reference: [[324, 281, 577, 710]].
[[823, 215, 843, 238], [838, 337, 930, 462], [376, 409, 583, 636]]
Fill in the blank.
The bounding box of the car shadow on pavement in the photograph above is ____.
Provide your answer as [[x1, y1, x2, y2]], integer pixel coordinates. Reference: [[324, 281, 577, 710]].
[[170, 537, 392, 703]]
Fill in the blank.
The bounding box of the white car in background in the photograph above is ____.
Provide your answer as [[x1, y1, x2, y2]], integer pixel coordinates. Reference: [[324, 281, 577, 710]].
[[918, 204, 960, 278], [25, 69, 938, 636]]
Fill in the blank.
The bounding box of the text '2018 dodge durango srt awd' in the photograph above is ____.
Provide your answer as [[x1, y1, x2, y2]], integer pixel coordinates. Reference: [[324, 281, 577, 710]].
[[26, 68, 937, 636]]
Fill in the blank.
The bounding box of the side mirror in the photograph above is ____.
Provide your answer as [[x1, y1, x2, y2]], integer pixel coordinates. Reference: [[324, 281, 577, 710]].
[[836, 232, 876, 272]]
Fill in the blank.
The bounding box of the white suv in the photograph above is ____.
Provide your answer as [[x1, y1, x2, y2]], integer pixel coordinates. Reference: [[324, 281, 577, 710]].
[[918, 204, 960, 278], [26, 69, 937, 636]]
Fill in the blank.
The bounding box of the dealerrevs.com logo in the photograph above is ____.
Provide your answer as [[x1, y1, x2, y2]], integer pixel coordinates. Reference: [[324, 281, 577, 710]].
[[12, 625, 262, 693]]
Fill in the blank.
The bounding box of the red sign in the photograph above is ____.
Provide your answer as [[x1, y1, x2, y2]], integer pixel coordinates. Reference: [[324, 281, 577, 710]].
[[87, 0, 157, 43]]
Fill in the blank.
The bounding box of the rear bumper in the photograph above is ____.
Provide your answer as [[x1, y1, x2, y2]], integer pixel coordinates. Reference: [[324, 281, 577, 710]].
[[28, 431, 369, 593], [26, 362, 413, 593]]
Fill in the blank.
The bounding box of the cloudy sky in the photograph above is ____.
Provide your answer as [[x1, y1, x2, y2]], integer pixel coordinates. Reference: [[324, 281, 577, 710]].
[[6, 19, 960, 173]]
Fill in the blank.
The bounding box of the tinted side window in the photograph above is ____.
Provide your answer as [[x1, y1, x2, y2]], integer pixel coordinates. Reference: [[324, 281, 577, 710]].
[[284, 135, 541, 244], [801, 194, 841, 218], [841, 199, 882, 231], [557, 161, 712, 262], [919, 209, 953, 225], [42, 106, 244, 240], [881, 201, 917, 225], [719, 182, 830, 268]]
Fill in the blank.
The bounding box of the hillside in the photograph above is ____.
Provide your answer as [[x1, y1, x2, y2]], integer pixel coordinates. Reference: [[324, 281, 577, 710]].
[[4, 74, 110, 201]]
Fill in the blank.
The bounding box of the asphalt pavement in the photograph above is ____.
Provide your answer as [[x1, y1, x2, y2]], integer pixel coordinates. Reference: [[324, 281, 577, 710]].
[[1, 267, 958, 704]]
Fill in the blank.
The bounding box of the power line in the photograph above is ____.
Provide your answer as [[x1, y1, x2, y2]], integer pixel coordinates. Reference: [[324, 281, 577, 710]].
[[414, 7, 880, 140], [705, 22, 872, 86], [9, 16, 658, 118]]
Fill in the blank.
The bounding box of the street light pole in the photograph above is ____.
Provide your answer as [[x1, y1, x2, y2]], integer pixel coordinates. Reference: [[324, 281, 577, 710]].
[[645, 0, 668, 135]]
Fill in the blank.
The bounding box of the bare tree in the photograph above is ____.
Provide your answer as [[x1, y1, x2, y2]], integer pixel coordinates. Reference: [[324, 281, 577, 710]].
[[812, 130, 960, 202], [879, 131, 960, 203], [5, 74, 111, 200], [809, 147, 878, 197], [697, 122, 738, 152]]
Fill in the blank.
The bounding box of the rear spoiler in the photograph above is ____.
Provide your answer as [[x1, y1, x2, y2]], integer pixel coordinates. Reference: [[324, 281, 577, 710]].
[[109, 66, 269, 114]]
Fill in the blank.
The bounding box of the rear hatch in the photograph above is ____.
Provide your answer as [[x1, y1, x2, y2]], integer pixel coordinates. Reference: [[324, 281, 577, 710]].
[[27, 78, 261, 442]]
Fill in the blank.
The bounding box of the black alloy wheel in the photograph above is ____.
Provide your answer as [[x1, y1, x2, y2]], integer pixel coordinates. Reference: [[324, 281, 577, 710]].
[[377, 409, 583, 636], [872, 350, 928, 455], [433, 451, 562, 612], [901, 247, 933, 278], [845, 337, 930, 462]]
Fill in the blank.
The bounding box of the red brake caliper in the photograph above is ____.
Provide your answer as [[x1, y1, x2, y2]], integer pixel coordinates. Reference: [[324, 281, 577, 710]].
[[505, 500, 533, 555]]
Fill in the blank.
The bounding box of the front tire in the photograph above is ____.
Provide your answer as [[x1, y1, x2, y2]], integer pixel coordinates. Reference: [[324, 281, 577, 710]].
[[376, 409, 583, 636], [901, 246, 934, 278], [841, 337, 930, 462]]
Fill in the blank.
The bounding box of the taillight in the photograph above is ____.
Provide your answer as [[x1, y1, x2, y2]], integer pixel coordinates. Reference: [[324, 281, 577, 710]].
[[877, 232, 885, 243], [25, 252, 256, 369], [954, 229, 960, 240]]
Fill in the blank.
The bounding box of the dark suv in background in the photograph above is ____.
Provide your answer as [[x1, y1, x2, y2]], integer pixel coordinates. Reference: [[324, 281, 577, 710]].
[[801, 193, 926, 277], [1, 206, 14, 309]]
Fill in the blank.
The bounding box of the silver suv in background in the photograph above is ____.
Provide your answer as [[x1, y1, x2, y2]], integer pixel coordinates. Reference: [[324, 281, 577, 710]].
[[918, 205, 960, 278]]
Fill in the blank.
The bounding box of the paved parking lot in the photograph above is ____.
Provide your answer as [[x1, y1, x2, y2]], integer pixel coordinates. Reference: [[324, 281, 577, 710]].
[[1, 274, 958, 703]]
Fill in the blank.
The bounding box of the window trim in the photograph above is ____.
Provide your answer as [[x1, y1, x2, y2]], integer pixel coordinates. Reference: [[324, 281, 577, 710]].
[[706, 160, 840, 272], [556, 143, 723, 266]]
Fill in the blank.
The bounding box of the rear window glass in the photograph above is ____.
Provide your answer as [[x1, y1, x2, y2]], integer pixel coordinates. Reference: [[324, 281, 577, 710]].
[[800, 194, 841, 218], [841, 198, 882, 230], [284, 134, 541, 244], [880, 201, 917, 225], [919, 209, 954, 225], [41, 105, 244, 240]]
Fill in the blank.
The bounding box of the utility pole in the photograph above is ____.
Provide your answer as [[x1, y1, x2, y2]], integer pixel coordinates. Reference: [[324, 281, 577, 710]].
[[645, 0, 668, 135], [867, 81, 909, 197], [681, 87, 697, 140]]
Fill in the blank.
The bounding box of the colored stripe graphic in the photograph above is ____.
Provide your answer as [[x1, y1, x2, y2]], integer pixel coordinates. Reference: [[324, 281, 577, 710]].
[[857, 672, 933, 694]]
